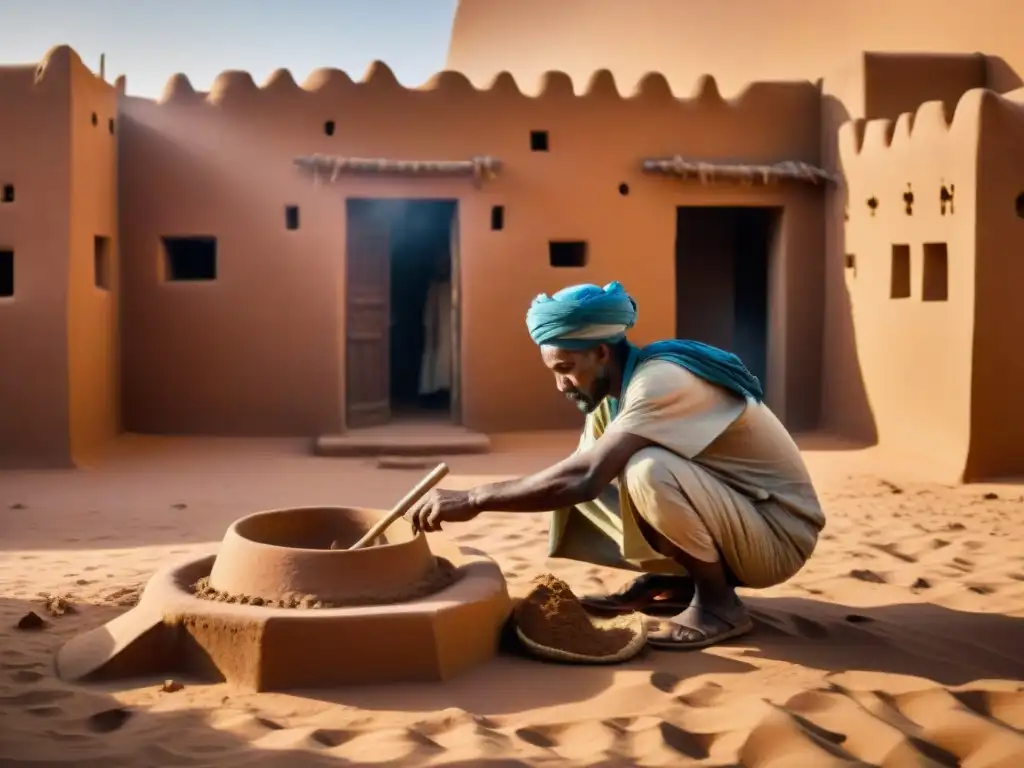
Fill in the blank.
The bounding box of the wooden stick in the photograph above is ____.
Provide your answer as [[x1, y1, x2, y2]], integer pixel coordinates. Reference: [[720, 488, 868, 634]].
[[347, 462, 450, 550]]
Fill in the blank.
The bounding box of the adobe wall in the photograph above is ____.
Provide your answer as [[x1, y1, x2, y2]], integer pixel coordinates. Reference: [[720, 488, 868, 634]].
[[67, 52, 120, 465], [448, 0, 1024, 98], [837, 92, 981, 479], [118, 66, 824, 435], [0, 48, 73, 467], [966, 91, 1024, 479], [820, 54, 995, 450]]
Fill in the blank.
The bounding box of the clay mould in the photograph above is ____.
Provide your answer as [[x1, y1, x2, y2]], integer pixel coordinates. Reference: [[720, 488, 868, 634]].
[[839, 88, 996, 158], [208, 506, 440, 604], [56, 506, 512, 691], [149, 58, 818, 110]]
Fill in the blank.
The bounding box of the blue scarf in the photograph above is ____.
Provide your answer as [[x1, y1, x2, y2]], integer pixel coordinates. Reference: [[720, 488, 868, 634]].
[[611, 340, 764, 418]]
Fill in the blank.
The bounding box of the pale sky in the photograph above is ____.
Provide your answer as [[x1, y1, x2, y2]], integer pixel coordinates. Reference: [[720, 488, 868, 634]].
[[0, 0, 459, 97]]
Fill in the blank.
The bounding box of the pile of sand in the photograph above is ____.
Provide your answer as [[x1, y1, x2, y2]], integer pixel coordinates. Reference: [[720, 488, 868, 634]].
[[514, 574, 639, 657]]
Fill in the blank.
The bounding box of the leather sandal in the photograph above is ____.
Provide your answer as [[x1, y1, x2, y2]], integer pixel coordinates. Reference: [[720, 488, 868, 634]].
[[579, 573, 695, 616]]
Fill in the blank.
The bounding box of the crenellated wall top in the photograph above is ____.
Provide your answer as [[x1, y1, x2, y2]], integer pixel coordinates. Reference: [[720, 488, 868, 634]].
[[838, 88, 992, 160], [152, 59, 819, 109]]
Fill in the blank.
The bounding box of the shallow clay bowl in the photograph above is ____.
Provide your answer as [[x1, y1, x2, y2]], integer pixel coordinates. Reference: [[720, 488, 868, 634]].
[[208, 505, 438, 605], [515, 611, 648, 665]]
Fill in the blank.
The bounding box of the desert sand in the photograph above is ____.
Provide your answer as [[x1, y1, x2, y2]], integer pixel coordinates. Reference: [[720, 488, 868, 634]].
[[1, 432, 1023, 767]]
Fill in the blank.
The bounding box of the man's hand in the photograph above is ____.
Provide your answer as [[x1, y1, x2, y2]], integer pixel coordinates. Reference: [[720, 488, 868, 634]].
[[405, 488, 480, 533]]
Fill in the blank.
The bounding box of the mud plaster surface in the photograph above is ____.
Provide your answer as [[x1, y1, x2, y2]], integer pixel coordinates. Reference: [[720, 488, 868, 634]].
[[515, 574, 637, 657], [191, 557, 460, 608]]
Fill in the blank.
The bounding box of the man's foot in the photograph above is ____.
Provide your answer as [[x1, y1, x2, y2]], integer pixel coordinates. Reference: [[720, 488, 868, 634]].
[[646, 600, 753, 650], [580, 573, 695, 616]]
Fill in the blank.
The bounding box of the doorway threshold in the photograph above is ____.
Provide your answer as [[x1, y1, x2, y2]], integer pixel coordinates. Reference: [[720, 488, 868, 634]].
[[314, 421, 491, 457]]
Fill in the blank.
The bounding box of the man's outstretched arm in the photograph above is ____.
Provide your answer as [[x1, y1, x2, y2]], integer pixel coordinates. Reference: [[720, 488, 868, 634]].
[[467, 430, 654, 512]]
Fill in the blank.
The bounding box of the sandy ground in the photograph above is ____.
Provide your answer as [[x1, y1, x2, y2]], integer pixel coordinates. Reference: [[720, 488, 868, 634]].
[[1, 432, 1023, 767]]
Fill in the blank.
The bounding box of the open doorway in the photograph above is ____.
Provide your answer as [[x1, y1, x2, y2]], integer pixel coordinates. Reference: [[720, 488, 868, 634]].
[[674, 206, 779, 392], [344, 199, 458, 429]]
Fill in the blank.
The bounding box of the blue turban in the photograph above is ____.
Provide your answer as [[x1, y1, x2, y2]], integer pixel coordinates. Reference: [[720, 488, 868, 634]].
[[526, 281, 636, 350], [525, 280, 766, 404]]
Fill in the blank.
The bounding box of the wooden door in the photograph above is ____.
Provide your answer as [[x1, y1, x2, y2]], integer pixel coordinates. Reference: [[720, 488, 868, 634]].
[[345, 203, 391, 429]]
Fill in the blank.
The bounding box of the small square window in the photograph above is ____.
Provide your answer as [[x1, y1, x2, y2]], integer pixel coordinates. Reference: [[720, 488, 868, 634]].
[[549, 240, 587, 268], [285, 205, 300, 231], [890, 244, 911, 299], [490, 205, 504, 231], [0, 250, 13, 297], [162, 236, 217, 281], [530, 130, 549, 152], [94, 236, 111, 290], [922, 242, 948, 302], [1, 184, 13, 203]]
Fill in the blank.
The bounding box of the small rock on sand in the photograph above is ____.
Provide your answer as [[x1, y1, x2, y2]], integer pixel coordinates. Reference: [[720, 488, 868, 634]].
[[849, 569, 887, 584], [15, 611, 48, 630], [161, 679, 183, 693]]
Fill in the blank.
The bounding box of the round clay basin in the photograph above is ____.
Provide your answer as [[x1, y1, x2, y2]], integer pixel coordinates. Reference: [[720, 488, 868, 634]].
[[207, 506, 438, 605]]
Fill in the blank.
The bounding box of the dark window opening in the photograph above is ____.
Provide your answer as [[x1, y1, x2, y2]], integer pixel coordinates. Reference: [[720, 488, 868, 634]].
[[108, 118, 115, 135], [490, 205, 504, 231], [324, 120, 336, 136], [94, 236, 111, 290], [90, 112, 97, 127], [922, 242, 948, 302], [1016, 192, 1024, 218], [285, 205, 300, 231], [890, 244, 911, 299], [618, 183, 630, 196], [0, 250, 13, 297], [1, 184, 13, 203], [529, 130, 549, 152], [549, 240, 587, 268], [162, 236, 217, 281], [844, 253, 856, 276]]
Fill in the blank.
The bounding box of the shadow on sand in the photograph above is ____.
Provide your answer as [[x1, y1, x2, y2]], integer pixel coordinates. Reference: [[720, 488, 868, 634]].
[[307, 596, 1024, 715], [8, 590, 1024, 765]]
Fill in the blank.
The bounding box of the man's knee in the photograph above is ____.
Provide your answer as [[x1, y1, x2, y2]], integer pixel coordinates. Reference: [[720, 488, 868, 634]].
[[624, 447, 719, 559], [624, 447, 681, 503]]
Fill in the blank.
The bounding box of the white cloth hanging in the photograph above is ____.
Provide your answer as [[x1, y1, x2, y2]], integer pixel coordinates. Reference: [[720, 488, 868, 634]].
[[419, 278, 452, 395]]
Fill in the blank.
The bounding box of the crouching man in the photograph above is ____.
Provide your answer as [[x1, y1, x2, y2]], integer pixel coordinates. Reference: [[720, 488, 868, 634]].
[[405, 282, 824, 650]]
